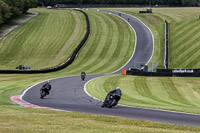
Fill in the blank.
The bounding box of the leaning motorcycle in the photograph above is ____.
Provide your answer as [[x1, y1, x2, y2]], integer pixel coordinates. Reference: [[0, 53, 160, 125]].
[[40, 87, 48, 99], [102, 93, 118, 108]]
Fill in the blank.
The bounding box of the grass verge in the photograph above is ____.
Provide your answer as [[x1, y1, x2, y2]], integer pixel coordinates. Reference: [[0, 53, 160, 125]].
[[107, 7, 200, 69], [0, 8, 199, 132], [87, 74, 200, 114], [1, 107, 200, 132], [0, 8, 86, 70]]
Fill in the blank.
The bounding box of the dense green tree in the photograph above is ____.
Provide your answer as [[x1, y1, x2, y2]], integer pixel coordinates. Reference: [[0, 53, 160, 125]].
[[182, 0, 197, 6], [3, 0, 22, 17], [23, 0, 37, 13], [0, 0, 11, 24], [44, 0, 197, 6], [0, 0, 37, 25]]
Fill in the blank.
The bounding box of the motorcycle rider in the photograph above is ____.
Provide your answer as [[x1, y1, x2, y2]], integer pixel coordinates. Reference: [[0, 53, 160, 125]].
[[41, 81, 51, 95], [101, 87, 122, 108], [81, 70, 86, 80]]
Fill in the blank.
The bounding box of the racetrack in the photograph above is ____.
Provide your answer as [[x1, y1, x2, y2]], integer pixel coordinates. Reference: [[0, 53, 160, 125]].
[[21, 10, 200, 126]]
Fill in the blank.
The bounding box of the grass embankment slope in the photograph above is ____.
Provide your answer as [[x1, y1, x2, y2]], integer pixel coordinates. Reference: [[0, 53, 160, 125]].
[[110, 7, 200, 69], [0, 8, 199, 132], [87, 75, 200, 114], [1, 8, 198, 132], [0, 7, 199, 132], [85, 7, 200, 131], [0, 8, 86, 70], [0, 9, 174, 133], [87, 7, 200, 113]]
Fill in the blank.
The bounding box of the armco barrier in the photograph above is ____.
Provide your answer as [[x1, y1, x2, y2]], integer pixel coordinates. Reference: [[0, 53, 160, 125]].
[[0, 10, 90, 74], [125, 69, 200, 77], [164, 20, 169, 69]]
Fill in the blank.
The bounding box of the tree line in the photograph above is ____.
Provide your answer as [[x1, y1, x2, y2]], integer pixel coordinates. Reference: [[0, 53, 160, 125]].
[[38, 0, 199, 7], [0, 0, 37, 25]]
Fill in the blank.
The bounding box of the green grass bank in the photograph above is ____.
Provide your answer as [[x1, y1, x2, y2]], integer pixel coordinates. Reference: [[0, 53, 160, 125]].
[[109, 7, 200, 69], [0, 7, 199, 132], [87, 74, 200, 114], [0, 8, 86, 70]]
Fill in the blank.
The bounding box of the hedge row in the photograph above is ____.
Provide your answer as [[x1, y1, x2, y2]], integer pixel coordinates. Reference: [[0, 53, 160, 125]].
[[38, 0, 198, 7], [0, 0, 37, 25]]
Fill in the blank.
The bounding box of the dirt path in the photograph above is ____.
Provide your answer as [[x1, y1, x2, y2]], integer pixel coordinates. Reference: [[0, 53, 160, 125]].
[[0, 12, 38, 39]]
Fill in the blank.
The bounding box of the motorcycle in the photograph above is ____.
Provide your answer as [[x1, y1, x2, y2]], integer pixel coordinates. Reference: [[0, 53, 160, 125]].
[[40, 87, 49, 99], [81, 73, 86, 81], [101, 93, 119, 108]]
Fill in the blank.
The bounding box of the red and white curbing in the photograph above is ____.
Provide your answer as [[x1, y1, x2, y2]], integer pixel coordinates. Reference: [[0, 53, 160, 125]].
[[10, 95, 51, 109]]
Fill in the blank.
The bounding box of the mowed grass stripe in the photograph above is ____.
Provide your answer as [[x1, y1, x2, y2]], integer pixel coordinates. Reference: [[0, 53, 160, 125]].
[[171, 25, 200, 57], [172, 21, 199, 44], [178, 44, 200, 68], [84, 12, 117, 73], [118, 10, 164, 69], [185, 55, 200, 68], [134, 77, 176, 106], [121, 79, 151, 105], [64, 11, 106, 74], [85, 11, 134, 74], [63, 14, 101, 73], [91, 13, 134, 73], [63, 10, 134, 75], [171, 24, 200, 68], [171, 20, 192, 34], [159, 78, 194, 107], [34, 10, 76, 68], [131, 77, 181, 106], [87, 14, 119, 73], [0, 9, 85, 70], [49, 11, 86, 66], [87, 75, 200, 114], [1, 9, 200, 132], [178, 36, 200, 60], [171, 21, 200, 49], [110, 8, 200, 69], [133, 77, 167, 105]]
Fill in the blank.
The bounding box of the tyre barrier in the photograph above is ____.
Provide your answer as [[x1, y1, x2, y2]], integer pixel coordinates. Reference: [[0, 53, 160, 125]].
[[0, 9, 90, 74], [139, 11, 152, 13], [123, 69, 200, 77]]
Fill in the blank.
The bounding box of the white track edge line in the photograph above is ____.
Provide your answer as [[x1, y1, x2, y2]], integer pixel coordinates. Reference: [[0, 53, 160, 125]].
[[84, 76, 200, 116], [83, 9, 200, 117], [19, 9, 200, 117], [113, 10, 154, 66]]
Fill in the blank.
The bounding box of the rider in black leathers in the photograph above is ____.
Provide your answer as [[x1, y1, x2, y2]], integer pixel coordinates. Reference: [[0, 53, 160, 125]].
[[102, 87, 122, 108], [41, 81, 51, 95], [81, 70, 86, 80]]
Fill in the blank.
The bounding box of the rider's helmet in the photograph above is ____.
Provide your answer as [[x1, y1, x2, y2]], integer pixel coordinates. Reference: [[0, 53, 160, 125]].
[[47, 81, 50, 84], [81, 70, 85, 74], [116, 87, 120, 91]]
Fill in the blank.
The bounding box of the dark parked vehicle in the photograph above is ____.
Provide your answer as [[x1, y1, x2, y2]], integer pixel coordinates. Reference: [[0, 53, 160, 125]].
[[16, 65, 30, 70]]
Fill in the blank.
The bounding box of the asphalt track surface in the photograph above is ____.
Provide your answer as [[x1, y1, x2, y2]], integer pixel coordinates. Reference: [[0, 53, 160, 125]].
[[22, 10, 200, 126]]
